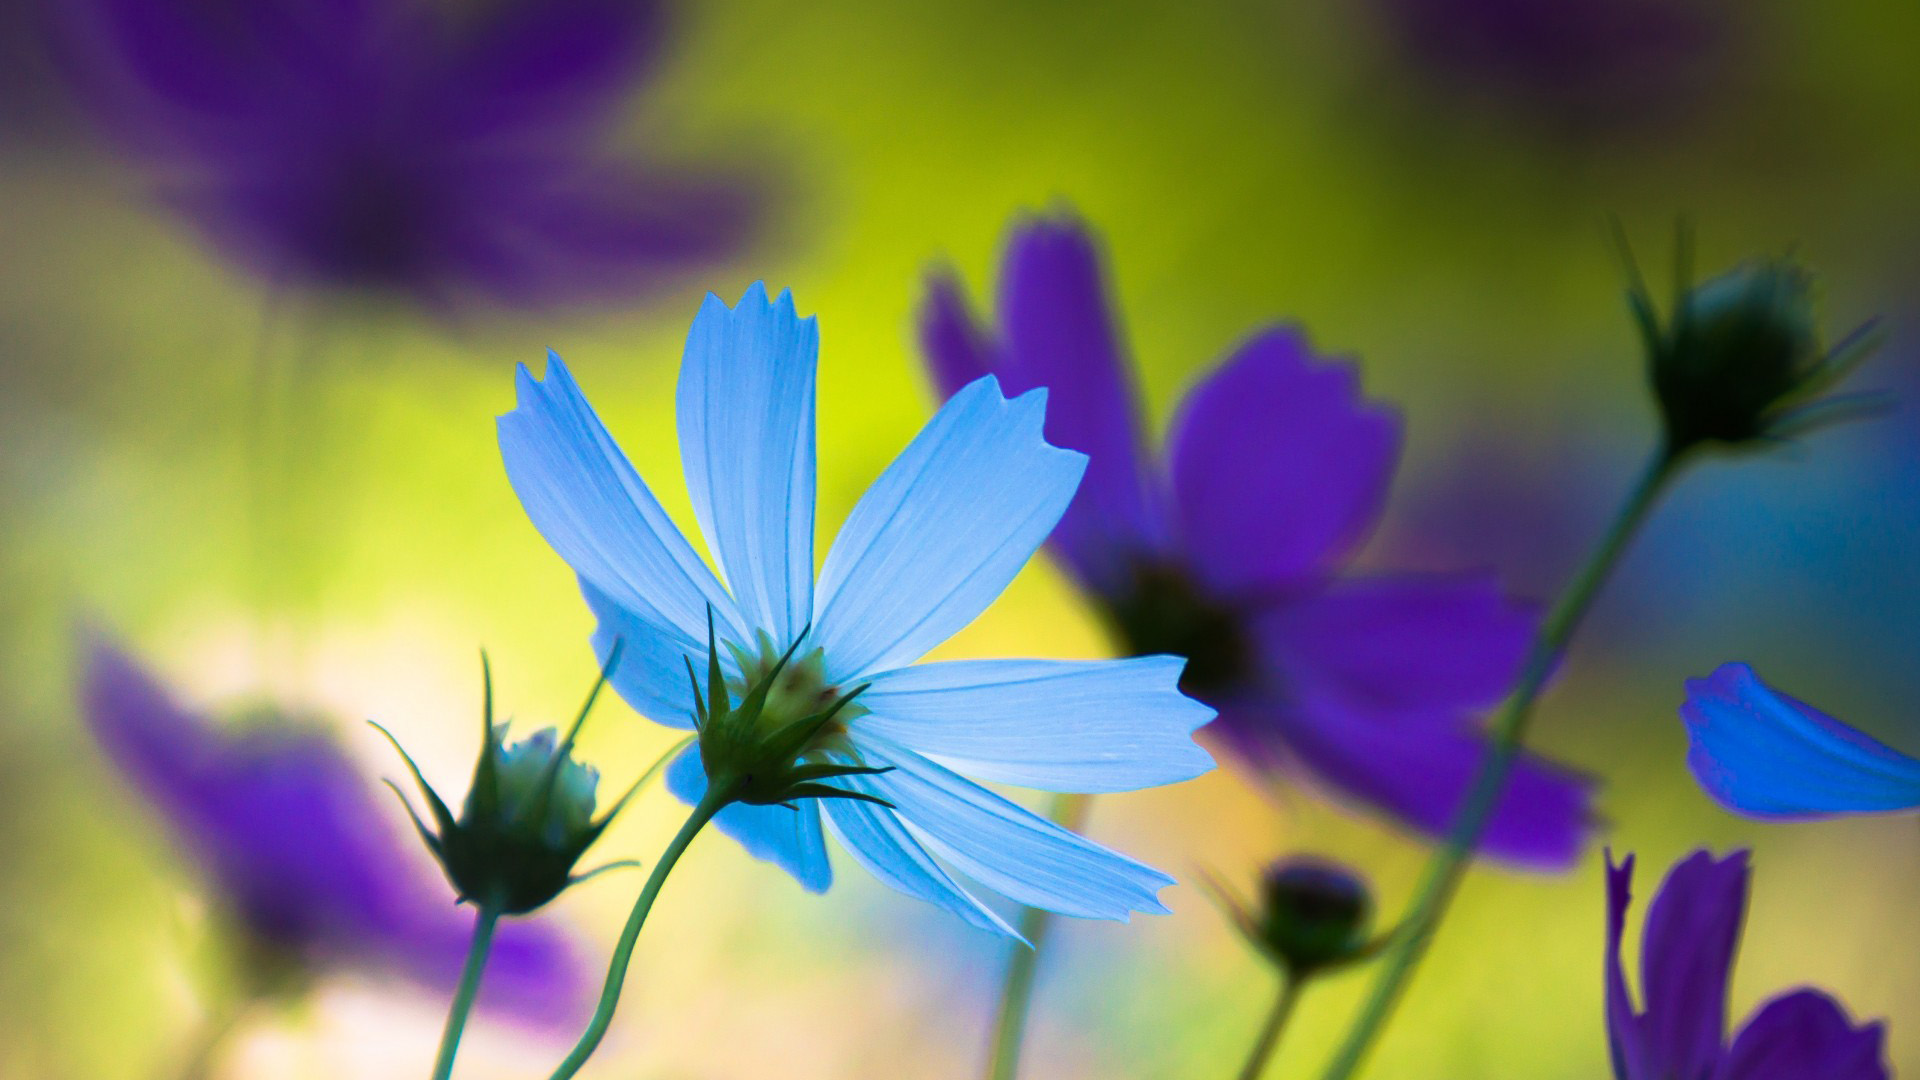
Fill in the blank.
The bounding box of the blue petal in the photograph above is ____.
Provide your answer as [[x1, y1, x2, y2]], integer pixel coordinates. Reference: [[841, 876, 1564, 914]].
[[498, 353, 747, 650], [856, 735, 1174, 920], [813, 376, 1086, 681], [819, 769, 1020, 939], [583, 578, 716, 729], [677, 285, 818, 645], [1681, 664, 1920, 820], [852, 656, 1215, 792], [665, 744, 831, 892]]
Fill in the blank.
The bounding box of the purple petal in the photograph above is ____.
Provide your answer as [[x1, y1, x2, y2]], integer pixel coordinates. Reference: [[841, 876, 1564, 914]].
[[1681, 664, 1920, 820], [78, 631, 587, 1024], [919, 268, 999, 398], [1639, 850, 1750, 1080], [1715, 990, 1888, 1080], [395, 904, 590, 1030], [51, 0, 762, 312], [918, 212, 1167, 595], [1167, 326, 1402, 592], [1607, 852, 1648, 1080], [431, 0, 668, 146], [443, 161, 763, 311], [1211, 684, 1595, 868], [1259, 573, 1536, 712]]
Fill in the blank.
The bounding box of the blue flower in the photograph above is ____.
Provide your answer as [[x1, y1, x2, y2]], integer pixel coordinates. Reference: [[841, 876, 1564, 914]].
[[1680, 663, 1920, 820], [497, 284, 1215, 935], [1606, 850, 1887, 1080], [51, 0, 762, 313]]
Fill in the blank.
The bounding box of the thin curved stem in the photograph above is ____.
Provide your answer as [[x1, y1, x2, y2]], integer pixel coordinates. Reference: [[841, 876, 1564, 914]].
[[430, 903, 502, 1080], [547, 783, 734, 1080], [983, 791, 1091, 1080], [1317, 444, 1684, 1080], [1235, 974, 1303, 1080]]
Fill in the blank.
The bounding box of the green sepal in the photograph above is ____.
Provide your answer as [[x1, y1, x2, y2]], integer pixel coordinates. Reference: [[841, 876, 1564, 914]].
[[777, 783, 895, 808], [1778, 318, 1885, 408], [568, 860, 642, 887], [705, 609, 729, 738], [368, 720, 456, 838], [467, 652, 502, 824], [1608, 215, 1664, 362], [381, 778, 445, 857], [1765, 391, 1895, 442], [684, 656, 708, 731], [780, 762, 894, 785]]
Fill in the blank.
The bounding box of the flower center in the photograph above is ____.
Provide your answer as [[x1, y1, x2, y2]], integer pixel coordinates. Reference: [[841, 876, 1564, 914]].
[[725, 632, 867, 745], [1105, 561, 1257, 702]]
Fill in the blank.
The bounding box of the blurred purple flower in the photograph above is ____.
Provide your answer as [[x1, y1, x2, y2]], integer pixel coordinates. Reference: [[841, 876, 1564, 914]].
[[80, 631, 585, 1024], [1606, 849, 1887, 1080], [1371, 0, 1731, 135], [1384, 434, 1619, 601], [50, 0, 761, 312], [919, 210, 1595, 868]]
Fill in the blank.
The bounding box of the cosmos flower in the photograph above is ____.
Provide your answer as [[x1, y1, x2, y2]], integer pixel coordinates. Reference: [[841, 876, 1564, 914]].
[[1680, 663, 1920, 820], [51, 0, 760, 312], [497, 283, 1214, 936], [79, 631, 583, 1022], [1606, 849, 1887, 1080], [919, 210, 1594, 868]]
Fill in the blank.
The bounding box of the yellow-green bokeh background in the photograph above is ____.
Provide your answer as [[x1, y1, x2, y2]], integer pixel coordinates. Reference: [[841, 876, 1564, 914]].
[[5, 0, 1920, 1076]]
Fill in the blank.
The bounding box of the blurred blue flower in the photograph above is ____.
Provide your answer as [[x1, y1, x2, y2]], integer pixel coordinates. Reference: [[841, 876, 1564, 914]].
[[920, 210, 1594, 868], [80, 631, 585, 1022], [497, 284, 1214, 937], [1681, 663, 1920, 820], [1606, 849, 1887, 1080], [51, 0, 761, 312]]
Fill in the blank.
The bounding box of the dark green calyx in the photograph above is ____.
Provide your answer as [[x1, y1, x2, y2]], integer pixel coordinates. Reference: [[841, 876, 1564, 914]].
[[1626, 231, 1883, 453], [1105, 561, 1254, 701], [1257, 859, 1373, 973], [376, 647, 646, 916], [1208, 857, 1379, 977], [689, 611, 892, 810]]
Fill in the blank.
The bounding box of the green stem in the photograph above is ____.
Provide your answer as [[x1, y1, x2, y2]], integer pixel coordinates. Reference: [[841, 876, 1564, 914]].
[[983, 791, 1091, 1080], [1235, 974, 1303, 1080], [1317, 444, 1684, 1080], [430, 903, 502, 1080], [547, 783, 734, 1080]]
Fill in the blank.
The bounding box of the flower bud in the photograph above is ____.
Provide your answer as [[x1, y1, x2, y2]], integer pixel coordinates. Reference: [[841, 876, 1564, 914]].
[[1628, 235, 1881, 453], [689, 613, 892, 809], [1208, 856, 1378, 977], [1256, 858, 1374, 974], [377, 653, 643, 915]]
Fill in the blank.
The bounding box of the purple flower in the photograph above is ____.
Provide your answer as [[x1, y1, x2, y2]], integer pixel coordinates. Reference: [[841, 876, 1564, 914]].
[[1370, 0, 1730, 136], [1681, 664, 1920, 820], [51, 0, 760, 312], [919, 210, 1594, 868], [1606, 849, 1887, 1080], [79, 631, 585, 1023]]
